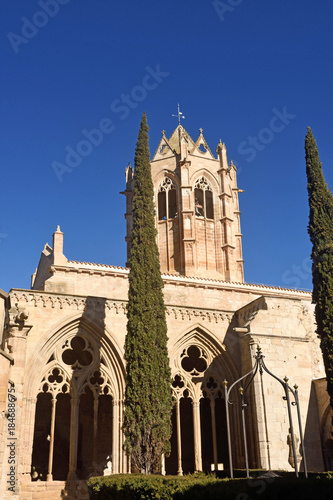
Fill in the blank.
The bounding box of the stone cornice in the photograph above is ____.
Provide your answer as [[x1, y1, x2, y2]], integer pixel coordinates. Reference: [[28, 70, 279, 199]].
[[9, 284, 312, 329], [166, 306, 232, 324], [10, 290, 128, 315], [37, 263, 312, 299], [13, 271, 312, 310], [49, 263, 129, 278], [161, 274, 312, 299], [9, 290, 233, 323]]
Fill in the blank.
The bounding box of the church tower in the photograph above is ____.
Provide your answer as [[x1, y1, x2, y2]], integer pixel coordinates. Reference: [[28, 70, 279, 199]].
[[124, 123, 244, 282]]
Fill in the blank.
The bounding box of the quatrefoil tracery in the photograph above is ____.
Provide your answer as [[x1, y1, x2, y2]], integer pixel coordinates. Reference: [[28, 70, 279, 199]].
[[80, 368, 113, 398], [90, 370, 104, 386], [39, 367, 70, 396], [48, 368, 63, 384], [181, 345, 207, 375], [206, 376, 217, 390], [171, 374, 185, 398], [202, 376, 223, 400], [194, 176, 212, 191], [173, 342, 226, 402], [159, 177, 176, 192], [62, 336, 93, 369]]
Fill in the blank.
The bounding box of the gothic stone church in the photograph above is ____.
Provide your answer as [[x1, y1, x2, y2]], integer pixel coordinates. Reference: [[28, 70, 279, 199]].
[[0, 124, 332, 499]]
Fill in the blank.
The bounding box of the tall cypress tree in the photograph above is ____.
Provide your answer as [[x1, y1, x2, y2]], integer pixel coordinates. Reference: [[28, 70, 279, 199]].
[[305, 127, 333, 407], [123, 113, 173, 474]]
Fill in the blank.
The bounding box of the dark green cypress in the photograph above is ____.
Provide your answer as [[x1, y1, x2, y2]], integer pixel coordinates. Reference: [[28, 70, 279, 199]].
[[305, 127, 333, 407], [123, 113, 173, 474]]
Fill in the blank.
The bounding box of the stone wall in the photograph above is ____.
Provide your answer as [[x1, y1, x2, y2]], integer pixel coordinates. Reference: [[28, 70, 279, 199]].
[[1, 269, 325, 491]]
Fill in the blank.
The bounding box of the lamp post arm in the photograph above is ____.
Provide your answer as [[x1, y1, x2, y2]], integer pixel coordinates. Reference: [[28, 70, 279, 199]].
[[260, 358, 287, 389], [243, 363, 259, 396], [227, 358, 259, 404]]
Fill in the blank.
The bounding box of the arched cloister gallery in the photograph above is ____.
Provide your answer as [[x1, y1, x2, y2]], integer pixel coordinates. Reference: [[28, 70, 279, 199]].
[[166, 328, 244, 475], [24, 318, 245, 480], [20, 316, 127, 481]]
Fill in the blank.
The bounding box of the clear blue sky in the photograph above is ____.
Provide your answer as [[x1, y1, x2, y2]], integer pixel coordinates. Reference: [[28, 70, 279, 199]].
[[1, 0, 333, 293]]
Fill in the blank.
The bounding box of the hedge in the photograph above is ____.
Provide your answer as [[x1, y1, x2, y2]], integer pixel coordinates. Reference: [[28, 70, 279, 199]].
[[87, 472, 333, 499]]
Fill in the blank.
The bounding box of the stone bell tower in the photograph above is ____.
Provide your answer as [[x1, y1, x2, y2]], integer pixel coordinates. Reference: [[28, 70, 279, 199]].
[[123, 123, 244, 282]]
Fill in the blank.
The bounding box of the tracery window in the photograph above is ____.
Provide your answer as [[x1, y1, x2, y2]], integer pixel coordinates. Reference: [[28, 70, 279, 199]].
[[194, 177, 214, 219], [31, 333, 115, 481], [158, 177, 177, 220], [167, 342, 228, 475]]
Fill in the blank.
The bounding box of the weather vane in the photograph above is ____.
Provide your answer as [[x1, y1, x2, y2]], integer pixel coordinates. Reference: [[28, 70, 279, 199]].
[[172, 104, 185, 126]]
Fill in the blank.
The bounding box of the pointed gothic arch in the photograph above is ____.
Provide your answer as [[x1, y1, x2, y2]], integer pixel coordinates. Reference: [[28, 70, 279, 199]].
[[166, 325, 241, 475], [190, 169, 220, 195], [170, 324, 238, 379], [157, 177, 178, 221], [24, 313, 125, 399], [21, 312, 126, 482]]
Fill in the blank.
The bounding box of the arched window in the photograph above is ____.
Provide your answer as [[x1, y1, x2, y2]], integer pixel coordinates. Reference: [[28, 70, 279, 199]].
[[158, 178, 177, 220], [194, 177, 214, 219], [31, 335, 115, 481]]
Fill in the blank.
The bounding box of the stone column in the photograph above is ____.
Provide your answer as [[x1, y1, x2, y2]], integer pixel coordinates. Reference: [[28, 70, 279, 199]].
[[67, 397, 79, 481], [19, 396, 30, 478], [47, 396, 57, 481], [93, 396, 99, 473], [20, 396, 37, 480], [0, 350, 13, 496], [5, 315, 31, 481], [176, 398, 183, 476], [210, 398, 218, 471], [121, 401, 127, 473], [112, 400, 119, 474], [161, 454, 166, 475], [192, 400, 202, 472]]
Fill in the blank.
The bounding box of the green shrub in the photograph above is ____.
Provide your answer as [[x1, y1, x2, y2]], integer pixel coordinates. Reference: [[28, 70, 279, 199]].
[[87, 473, 333, 500]]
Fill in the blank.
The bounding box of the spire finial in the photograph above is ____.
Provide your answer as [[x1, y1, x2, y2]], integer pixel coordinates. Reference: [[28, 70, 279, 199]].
[[172, 104, 185, 126], [199, 128, 203, 135]]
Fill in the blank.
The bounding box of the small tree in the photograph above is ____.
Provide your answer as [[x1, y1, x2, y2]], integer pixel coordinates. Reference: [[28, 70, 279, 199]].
[[305, 127, 333, 407], [123, 113, 173, 473]]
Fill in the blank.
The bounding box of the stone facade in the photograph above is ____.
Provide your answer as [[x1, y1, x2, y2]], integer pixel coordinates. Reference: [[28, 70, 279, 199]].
[[0, 125, 330, 499]]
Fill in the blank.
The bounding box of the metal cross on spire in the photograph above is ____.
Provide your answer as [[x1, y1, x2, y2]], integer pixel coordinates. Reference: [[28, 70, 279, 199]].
[[172, 104, 185, 126]]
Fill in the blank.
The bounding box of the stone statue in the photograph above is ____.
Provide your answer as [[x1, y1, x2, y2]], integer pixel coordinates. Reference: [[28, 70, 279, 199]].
[[287, 429, 301, 468]]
